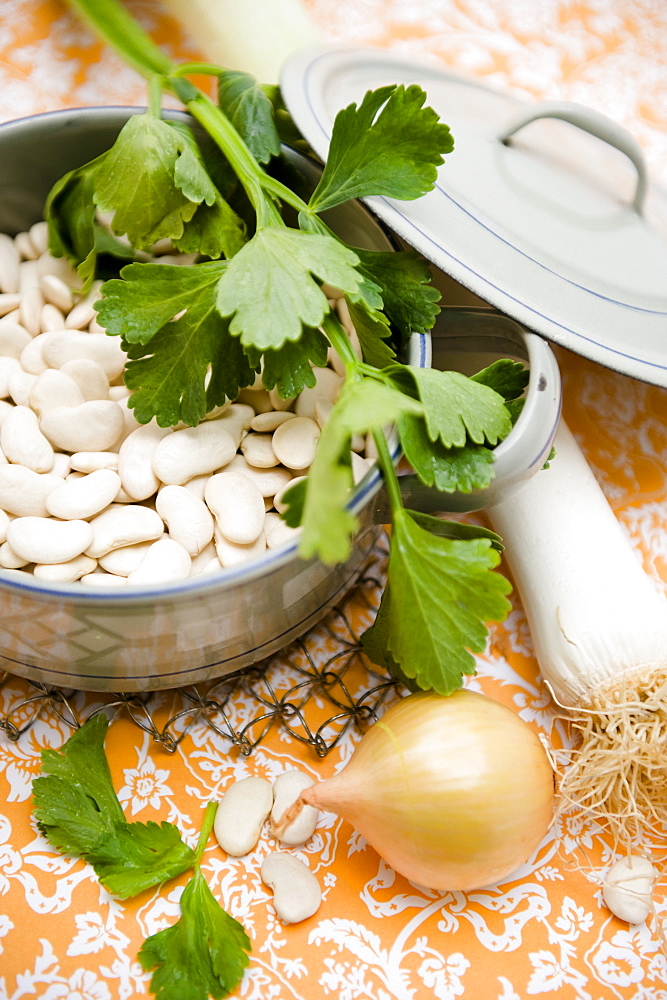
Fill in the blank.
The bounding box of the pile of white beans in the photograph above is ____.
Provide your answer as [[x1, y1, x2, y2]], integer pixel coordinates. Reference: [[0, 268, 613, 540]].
[[0, 221, 376, 587]]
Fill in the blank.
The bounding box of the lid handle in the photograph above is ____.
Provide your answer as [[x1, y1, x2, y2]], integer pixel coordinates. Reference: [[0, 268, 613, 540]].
[[499, 100, 648, 213]]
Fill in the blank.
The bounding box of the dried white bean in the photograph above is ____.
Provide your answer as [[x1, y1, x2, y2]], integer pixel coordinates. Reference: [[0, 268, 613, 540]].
[[29, 369, 86, 416], [18, 286, 44, 336], [46, 468, 121, 520], [265, 513, 301, 549], [0, 293, 21, 317], [19, 332, 50, 374], [117, 423, 173, 500], [270, 770, 319, 846], [0, 400, 14, 427], [40, 400, 124, 453], [1, 405, 54, 472], [29, 222, 49, 256], [0, 508, 10, 544], [98, 538, 159, 576], [70, 451, 119, 474], [0, 357, 22, 398], [250, 410, 296, 433], [80, 570, 128, 587], [352, 451, 373, 484], [0, 234, 20, 293], [41, 329, 127, 380], [273, 475, 306, 515], [86, 504, 165, 558], [271, 416, 319, 471], [240, 431, 278, 469], [261, 853, 321, 924], [40, 303, 66, 332], [33, 554, 98, 582], [8, 370, 37, 408], [214, 776, 273, 856], [127, 538, 192, 586], [51, 453, 72, 478], [267, 388, 295, 412], [126, 537, 192, 585], [60, 358, 109, 401], [205, 471, 265, 544], [237, 387, 272, 413], [65, 281, 102, 329], [214, 403, 254, 447], [226, 454, 293, 499], [0, 324, 30, 359], [602, 856, 656, 924], [39, 273, 74, 313], [155, 485, 214, 556], [0, 540, 30, 569], [152, 421, 237, 486], [213, 526, 267, 567], [7, 516, 93, 564], [189, 541, 220, 576], [0, 466, 62, 516], [294, 367, 342, 418]]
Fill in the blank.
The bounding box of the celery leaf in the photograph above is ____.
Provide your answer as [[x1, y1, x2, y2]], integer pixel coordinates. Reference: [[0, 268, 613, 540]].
[[308, 84, 453, 212], [217, 70, 281, 165], [294, 379, 423, 563], [33, 714, 195, 898], [138, 868, 251, 1000], [362, 510, 512, 694], [216, 227, 362, 350], [94, 115, 201, 248]]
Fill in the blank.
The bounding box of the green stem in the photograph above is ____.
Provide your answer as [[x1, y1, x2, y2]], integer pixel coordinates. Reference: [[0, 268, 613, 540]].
[[147, 75, 163, 118], [373, 428, 406, 522], [66, 0, 173, 78], [194, 802, 218, 867], [321, 311, 360, 373], [172, 61, 225, 78]]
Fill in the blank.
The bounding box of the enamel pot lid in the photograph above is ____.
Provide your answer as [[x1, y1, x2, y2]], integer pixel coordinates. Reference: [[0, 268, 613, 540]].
[[281, 46, 667, 386]]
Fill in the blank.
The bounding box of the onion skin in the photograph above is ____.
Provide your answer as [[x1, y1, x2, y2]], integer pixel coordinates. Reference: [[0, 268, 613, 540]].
[[301, 690, 555, 891]]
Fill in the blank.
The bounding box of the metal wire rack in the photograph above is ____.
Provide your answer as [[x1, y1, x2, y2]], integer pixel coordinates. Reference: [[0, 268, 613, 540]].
[[0, 535, 400, 755]]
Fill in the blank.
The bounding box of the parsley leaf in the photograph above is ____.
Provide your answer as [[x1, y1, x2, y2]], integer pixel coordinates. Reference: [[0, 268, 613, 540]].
[[472, 358, 529, 400], [217, 70, 281, 165], [362, 510, 512, 694], [216, 227, 363, 350], [309, 84, 453, 212], [33, 714, 195, 898], [139, 867, 251, 1000]]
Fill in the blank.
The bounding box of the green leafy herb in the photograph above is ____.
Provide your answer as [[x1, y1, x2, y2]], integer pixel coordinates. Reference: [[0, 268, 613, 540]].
[[33, 713, 195, 898], [139, 867, 251, 1000], [307, 85, 453, 212], [33, 719, 251, 999], [51, 0, 522, 696], [362, 510, 512, 694]]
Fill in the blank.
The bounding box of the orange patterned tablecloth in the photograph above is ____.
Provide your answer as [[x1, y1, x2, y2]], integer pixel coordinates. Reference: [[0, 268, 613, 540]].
[[1, 2, 667, 998]]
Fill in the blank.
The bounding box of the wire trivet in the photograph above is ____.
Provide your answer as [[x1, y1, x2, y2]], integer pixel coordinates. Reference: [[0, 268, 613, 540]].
[[0, 536, 401, 756]]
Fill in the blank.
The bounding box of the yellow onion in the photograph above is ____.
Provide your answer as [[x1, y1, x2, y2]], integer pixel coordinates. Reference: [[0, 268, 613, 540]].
[[301, 690, 555, 891]]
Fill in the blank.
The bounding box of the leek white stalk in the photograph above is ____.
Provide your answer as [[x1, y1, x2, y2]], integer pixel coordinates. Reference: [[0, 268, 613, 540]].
[[162, 0, 322, 82], [295, 690, 555, 891], [489, 420, 667, 846]]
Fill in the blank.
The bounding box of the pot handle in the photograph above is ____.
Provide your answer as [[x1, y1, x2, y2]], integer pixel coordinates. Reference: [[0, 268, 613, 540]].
[[498, 100, 648, 213], [370, 311, 562, 523]]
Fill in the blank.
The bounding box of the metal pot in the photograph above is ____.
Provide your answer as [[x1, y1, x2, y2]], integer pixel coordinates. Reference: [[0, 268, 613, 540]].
[[0, 107, 560, 692]]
